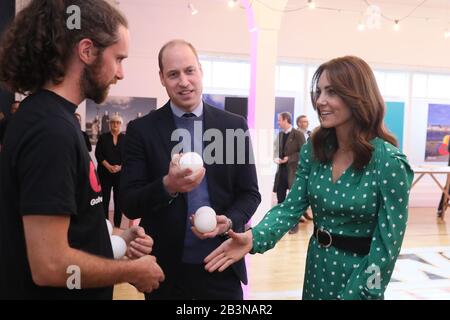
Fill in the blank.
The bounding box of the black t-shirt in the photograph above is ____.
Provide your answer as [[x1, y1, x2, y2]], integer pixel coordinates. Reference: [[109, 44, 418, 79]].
[[0, 90, 113, 299]]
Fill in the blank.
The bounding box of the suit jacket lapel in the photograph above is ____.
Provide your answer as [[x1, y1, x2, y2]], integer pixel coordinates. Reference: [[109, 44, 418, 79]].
[[155, 101, 179, 159], [284, 129, 295, 153], [202, 103, 220, 135], [202, 104, 221, 205]]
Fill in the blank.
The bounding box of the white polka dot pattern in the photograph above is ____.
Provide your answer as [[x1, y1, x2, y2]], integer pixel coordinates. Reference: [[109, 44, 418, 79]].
[[251, 139, 413, 300]]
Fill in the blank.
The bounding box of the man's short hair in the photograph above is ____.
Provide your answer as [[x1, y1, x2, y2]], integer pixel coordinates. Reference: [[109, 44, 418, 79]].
[[158, 39, 200, 72], [279, 112, 292, 124], [296, 115, 308, 124]]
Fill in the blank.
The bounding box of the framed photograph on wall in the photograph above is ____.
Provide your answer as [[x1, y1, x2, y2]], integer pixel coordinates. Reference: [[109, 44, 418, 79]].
[[425, 103, 450, 162], [85, 96, 157, 145], [385, 101, 405, 151]]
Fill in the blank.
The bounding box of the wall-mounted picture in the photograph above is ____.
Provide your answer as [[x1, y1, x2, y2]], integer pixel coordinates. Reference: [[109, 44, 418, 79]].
[[86, 96, 157, 145], [385, 101, 405, 151], [203, 94, 247, 119], [203, 94, 295, 131], [425, 103, 450, 162]]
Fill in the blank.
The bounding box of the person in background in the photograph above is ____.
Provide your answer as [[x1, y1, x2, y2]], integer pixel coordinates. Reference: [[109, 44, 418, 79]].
[[96, 114, 125, 228], [0, 0, 164, 299], [296, 115, 312, 142], [293, 114, 315, 226], [436, 137, 450, 218], [273, 112, 307, 233], [204, 56, 413, 300], [274, 112, 305, 205]]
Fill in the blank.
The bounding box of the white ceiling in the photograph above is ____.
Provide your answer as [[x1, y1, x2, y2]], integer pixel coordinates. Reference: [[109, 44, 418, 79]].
[[284, 0, 450, 19], [111, 0, 450, 21], [14, 0, 450, 28]]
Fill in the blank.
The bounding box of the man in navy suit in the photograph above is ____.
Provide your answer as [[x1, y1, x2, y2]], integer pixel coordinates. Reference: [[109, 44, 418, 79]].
[[120, 39, 261, 300]]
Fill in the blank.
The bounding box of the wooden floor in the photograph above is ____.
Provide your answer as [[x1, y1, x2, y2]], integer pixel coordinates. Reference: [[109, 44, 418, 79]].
[[113, 207, 450, 300]]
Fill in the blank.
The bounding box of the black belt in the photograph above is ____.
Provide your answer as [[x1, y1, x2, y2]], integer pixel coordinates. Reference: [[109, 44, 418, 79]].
[[313, 226, 371, 256]]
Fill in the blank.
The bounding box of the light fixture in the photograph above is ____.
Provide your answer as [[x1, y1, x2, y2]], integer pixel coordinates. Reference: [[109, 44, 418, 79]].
[[393, 20, 400, 32], [188, 2, 198, 15], [363, 4, 381, 30], [307, 0, 316, 10], [445, 28, 450, 38], [228, 0, 237, 8]]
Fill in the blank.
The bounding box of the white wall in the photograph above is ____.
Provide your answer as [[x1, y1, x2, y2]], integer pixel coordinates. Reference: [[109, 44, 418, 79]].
[[278, 8, 450, 70]]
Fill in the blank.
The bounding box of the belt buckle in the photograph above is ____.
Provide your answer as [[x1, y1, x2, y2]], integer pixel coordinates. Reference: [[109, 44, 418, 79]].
[[316, 228, 332, 248]]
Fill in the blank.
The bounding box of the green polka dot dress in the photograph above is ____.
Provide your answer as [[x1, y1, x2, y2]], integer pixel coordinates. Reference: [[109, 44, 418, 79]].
[[251, 138, 413, 300]]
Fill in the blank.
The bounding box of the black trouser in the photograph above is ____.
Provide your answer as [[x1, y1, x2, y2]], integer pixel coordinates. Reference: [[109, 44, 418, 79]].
[[276, 166, 289, 204], [437, 190, 449, 215], [99, 172, 122, 227], [145, 263, 243, 300], [437, 159, 450, 216]]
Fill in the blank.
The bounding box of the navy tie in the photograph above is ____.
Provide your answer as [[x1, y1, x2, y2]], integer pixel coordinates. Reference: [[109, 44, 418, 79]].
[[182, 113, 196, 118]]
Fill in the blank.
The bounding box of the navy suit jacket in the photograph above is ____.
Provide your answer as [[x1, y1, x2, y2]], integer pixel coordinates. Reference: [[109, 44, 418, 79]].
[[120, 101, 261, 285]]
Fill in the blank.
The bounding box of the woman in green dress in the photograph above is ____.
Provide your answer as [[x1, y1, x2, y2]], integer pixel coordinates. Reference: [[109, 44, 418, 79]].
[[204, 56, 414, 300]]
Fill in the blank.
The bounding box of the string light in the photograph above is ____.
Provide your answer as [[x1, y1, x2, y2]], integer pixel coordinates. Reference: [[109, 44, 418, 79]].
[[228, 0, 237, 8], [188, 2, 198, 15], [393, 19, 400, 32], [357, 23, 365, 32], [210, 0, 450, 38], [444, 29, 450, 38]]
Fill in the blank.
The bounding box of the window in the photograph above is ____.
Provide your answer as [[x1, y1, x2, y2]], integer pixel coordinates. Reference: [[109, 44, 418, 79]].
[[276, 65, 304, 92], [211, 61, 250, 90]]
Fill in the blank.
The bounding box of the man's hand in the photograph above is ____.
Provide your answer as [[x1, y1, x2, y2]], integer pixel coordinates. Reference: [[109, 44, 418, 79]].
[[190, 214, 231, 239], [163, 153, 205, 194], [130, 255, 165, 293], [119, 226, 153, 259]]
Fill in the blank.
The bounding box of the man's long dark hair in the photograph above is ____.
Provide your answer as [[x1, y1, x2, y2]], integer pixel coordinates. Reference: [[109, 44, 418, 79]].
[[0, 0, 128, 95]]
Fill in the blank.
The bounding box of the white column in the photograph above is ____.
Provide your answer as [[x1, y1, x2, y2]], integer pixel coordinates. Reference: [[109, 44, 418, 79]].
[[242, 0, 288, 224]]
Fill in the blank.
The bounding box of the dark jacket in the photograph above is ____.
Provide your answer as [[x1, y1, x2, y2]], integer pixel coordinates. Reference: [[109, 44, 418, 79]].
[[273, 128, 306, 190], [120, 101, 261, 288]]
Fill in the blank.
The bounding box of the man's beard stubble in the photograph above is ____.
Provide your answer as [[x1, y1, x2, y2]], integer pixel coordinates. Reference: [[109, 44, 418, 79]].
[[81, 55, 114, 104]]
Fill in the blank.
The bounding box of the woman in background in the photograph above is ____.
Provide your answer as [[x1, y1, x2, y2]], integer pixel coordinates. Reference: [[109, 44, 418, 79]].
[[95, 114, 125, 228]]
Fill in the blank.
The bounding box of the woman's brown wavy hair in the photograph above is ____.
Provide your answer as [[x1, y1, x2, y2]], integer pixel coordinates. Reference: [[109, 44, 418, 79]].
[[310, 56, 397, 170], [0, 0, 128, 95]]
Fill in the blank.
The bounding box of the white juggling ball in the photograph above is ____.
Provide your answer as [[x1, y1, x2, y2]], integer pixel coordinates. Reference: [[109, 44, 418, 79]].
[[110, 235, 127, 259], [106, 219, 113, 236], [194, 206, 217, 233], [179, 152, 203, 172]]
